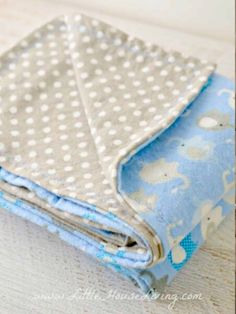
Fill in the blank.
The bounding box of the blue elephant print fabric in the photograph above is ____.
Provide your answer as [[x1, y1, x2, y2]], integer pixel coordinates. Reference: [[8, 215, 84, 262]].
[[0, 14, 234, 294]]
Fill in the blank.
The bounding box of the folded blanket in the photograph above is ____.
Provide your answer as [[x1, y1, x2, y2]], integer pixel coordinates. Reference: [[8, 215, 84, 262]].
[[0, 14, 234, 294]]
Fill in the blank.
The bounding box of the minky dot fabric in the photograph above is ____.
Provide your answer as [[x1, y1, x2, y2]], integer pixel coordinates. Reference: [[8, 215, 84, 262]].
[[0, 14, 234, 294]]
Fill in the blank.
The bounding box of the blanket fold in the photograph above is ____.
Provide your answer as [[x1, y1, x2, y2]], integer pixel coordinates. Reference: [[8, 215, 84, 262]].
[[0, 14, 234, 293]]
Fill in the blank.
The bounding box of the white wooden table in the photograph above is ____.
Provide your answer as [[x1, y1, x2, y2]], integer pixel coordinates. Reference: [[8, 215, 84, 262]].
[[0, 1, 234, 313]]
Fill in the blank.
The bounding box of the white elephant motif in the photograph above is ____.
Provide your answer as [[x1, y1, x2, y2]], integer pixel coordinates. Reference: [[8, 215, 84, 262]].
[[167, 221, 186, 264], [200, 205, 223, 240], [140, 158, 190, 191], [192, 200, 224, 241], [223, 188, 235, 205], [218, 89, 235, 109], [168, 136, 214, 160], [192, 200, 214, 227], [127, 189, 157, 212], [222, 169, 235, 193], [197, 110, 232, 130]]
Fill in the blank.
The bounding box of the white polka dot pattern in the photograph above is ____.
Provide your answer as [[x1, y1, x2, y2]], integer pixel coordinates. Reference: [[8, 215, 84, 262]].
[[0, 14, 215, 264], [65, 14, 215, 188]]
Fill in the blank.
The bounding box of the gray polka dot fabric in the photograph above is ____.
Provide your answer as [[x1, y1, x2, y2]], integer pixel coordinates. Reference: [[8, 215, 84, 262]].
[[0, 14, 215, 267]]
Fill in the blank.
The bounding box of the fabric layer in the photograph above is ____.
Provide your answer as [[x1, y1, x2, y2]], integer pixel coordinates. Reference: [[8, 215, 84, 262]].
[[0, 14, 234, 293]]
